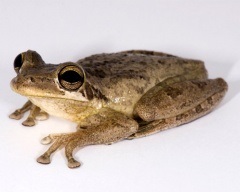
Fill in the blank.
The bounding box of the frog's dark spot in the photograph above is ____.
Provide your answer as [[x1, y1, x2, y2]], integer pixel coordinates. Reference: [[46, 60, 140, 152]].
[[158, 119, 166, 125], [166, 54, 175, 57], [196, 104, 204, 113], [139, 61, 147, 65], [180, 102, 187, 109], [136, 87, 144, 94], [207, 97, 214, 105], [141, 51, 154, 55], [80, 90, 85, 97], [94, 88, 108, 101], [41, 77, 49, 83], [176, 114, 184, 120], [178, 60, 188, 65], [133, 115, 144, 123], [176, 113, 188, 121], [191, 81, 208, 89], [84, 82, 108, 102], [84, 82, 93, 100], [30, 77, 35, 83], [87, 68, 107, 78], [165, 86, 183, 99], [93, 62, 103, 67]]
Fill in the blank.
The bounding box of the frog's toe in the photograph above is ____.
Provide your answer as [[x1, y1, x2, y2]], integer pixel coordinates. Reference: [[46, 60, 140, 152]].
[[40, 133, 67, 145], [68, 158, 81, 169], [22, 117, 36, 127], [41, 135, 54, 145], [9, 101, 32, 121], [35, 111, 49, 121], [37, 154, 51, 164], [9, 110, 24, 120]]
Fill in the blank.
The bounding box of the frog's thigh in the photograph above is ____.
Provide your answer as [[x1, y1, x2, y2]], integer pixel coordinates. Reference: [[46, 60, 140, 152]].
[[83, 109, 139, 144], [131, 78, 228, 138]]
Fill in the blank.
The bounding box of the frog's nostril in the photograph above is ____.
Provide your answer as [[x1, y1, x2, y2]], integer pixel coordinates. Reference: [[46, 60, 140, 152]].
[[30, 77, 35, 83]]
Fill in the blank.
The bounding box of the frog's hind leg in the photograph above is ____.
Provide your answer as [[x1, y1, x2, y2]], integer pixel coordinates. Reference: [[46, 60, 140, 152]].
[[129, 78, 228, 139], [9, 100, 49, 126], [37, 132, 88, 168], [37, 137, 64, 164]]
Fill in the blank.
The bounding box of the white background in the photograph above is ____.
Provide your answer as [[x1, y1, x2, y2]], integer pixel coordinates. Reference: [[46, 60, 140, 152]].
[[1, 0, 240, 192]]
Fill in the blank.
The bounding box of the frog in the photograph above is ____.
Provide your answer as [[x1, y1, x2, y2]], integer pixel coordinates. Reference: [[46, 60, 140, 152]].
[[9, 50, 228, 168]]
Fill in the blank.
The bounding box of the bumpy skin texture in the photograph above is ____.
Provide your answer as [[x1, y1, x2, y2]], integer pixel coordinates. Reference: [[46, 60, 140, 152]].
[[9, 50, 228, 168]]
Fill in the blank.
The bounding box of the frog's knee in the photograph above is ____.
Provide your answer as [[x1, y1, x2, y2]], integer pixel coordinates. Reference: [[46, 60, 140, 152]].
[[130, 120, 139, 133], [122, 118, 138, 135], [214, 78, 228, 92]]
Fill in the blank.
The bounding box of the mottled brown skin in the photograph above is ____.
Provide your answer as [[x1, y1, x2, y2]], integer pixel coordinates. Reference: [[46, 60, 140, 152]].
[[9, 50, 228, 168]]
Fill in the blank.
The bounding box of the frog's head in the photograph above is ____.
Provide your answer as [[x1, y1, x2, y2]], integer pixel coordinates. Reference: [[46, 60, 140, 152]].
[[10, 50, 91, 103]]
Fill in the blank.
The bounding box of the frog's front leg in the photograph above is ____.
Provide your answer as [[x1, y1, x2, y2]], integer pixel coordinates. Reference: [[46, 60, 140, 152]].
[[37, 109, 138, 168], [130, 78, 228, 139], [9, 100, 49, 126]]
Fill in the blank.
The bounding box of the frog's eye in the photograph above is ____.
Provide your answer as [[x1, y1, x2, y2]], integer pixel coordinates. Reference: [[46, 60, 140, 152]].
[[58, 65, 84, 91], [13, 53, 24, 74]]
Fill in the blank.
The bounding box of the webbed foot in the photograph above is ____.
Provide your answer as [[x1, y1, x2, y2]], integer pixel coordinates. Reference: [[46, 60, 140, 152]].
[[37, 132, 82, 168]]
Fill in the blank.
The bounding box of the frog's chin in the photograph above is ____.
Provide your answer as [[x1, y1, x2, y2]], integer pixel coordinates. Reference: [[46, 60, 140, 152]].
[[28, 95, 87, 104], [27, 96, 91, 122]]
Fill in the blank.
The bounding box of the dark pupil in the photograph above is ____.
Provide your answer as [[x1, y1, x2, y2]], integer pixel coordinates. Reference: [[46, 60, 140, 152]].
[[14, 54, 23, 69], [61, 70, 82, 83]]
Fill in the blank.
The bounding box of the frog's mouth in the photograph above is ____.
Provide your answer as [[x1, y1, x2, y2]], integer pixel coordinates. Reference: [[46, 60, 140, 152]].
[[10, 77, 89, 103], [10, 77, 63, 97]]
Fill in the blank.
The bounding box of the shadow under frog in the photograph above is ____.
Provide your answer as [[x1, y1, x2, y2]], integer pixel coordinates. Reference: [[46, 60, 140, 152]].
[[9, 50, 228, 168]]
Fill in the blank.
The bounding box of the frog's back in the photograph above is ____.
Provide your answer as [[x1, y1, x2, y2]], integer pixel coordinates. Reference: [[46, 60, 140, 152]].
[[77, 50, 207, 115]]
